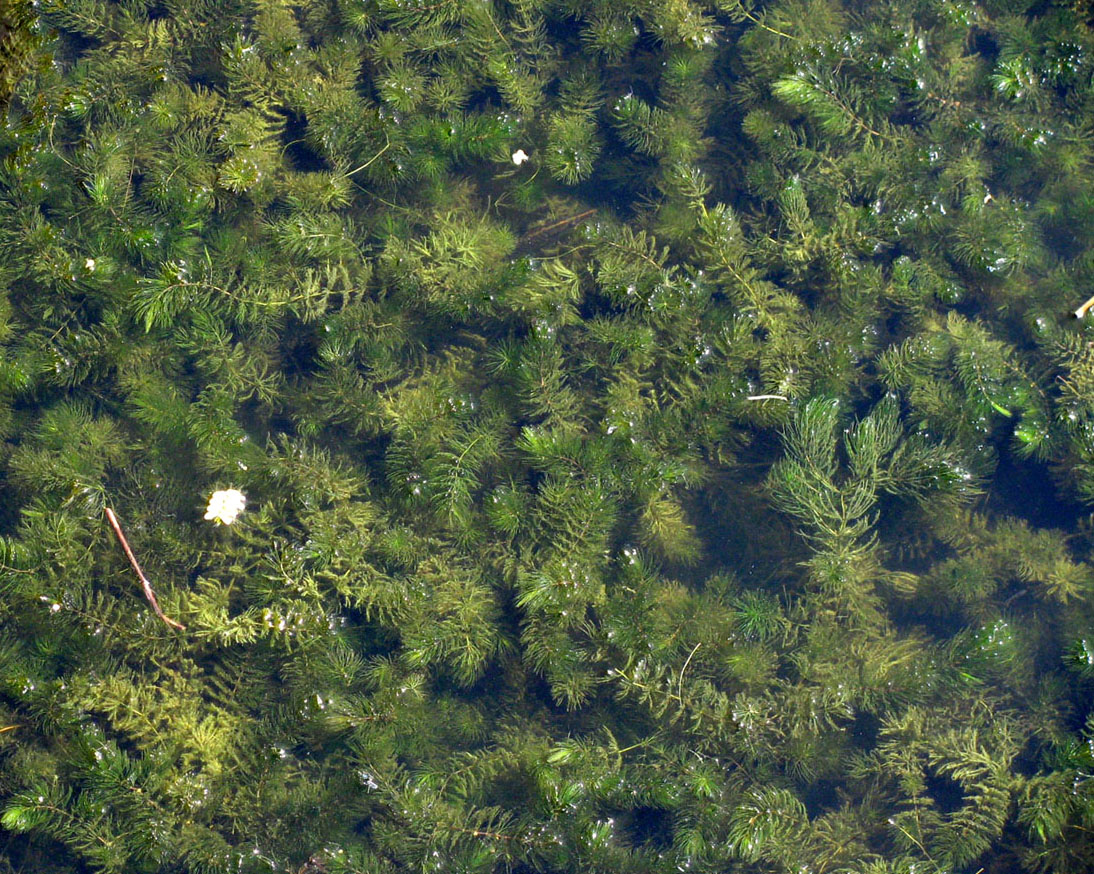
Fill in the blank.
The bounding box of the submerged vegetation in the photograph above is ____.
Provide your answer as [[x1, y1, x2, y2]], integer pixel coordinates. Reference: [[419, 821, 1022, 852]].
[[1, 0, 1094, 870]]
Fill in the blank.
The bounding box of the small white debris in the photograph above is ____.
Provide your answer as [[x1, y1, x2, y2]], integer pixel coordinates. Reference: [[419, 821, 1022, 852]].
[[204, 489, 246, 525]]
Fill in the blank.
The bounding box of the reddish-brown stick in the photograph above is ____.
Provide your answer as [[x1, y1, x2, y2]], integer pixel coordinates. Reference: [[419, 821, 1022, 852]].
[[104, 507, 185, 630]]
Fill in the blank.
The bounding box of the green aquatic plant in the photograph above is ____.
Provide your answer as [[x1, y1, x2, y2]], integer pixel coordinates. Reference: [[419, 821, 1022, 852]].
[[1, 0, 1094, 872]]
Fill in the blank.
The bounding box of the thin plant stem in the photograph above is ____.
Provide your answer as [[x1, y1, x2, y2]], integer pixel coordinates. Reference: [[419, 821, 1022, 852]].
[[104, 507, 185, 631]]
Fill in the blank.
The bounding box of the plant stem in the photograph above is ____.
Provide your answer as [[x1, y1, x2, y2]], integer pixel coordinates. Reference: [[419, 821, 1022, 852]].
[[104, 507, 185, 631]]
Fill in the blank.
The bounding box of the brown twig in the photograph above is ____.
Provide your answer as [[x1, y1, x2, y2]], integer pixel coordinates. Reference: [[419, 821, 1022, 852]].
[[1073, 293, 1094, 320], [104, 507, 185, 630]]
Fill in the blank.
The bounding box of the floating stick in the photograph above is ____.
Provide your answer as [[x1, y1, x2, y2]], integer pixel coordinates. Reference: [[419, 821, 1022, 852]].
[[1072, 293, 1094, 319], [104, 507, 185, 630]]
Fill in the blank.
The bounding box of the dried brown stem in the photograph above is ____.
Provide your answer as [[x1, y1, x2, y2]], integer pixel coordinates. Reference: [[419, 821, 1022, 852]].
[[104, 507, 185, 630], [1074, 293, 1094, 320]]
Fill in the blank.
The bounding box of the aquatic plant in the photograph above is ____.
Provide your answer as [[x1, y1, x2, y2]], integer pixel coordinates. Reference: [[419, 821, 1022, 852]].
[[0, 0, 1093, 872]]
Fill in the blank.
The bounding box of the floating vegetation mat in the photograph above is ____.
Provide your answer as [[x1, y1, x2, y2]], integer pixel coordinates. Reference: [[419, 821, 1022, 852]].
[[1, 0, 1094, 871]]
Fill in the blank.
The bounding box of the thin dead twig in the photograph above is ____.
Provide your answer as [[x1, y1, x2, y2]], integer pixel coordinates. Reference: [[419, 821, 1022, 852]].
[[104, 507, 185, 631]]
